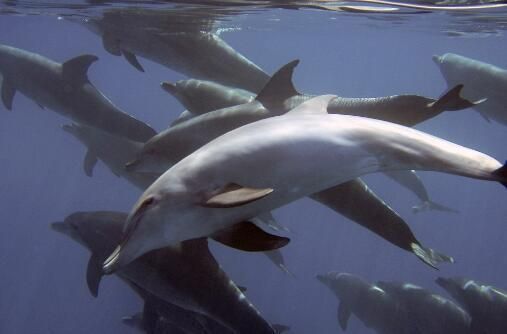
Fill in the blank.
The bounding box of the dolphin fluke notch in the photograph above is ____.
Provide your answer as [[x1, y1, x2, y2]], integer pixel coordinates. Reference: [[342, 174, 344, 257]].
[[492, 161, 507, 188], [412, 200, 459, 214], [411, 243, 454, 269], [1, 79, 15, 111], [255, 59, 300, 109], [211, 221, 290, 252], [62, 55, 99, 84], [429, 84, 483, 111]]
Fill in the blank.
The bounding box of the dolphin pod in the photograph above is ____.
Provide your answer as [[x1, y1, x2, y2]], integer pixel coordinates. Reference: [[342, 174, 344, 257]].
[[52, 211, 279, 334], [316, 272, 473, 333], [0, 44, 156, 142], [102, 95, 507, 272], [433, 53, 507, 126]]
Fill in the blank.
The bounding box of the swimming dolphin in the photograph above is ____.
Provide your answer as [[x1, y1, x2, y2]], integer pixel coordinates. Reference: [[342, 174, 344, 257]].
[[52, 211, 279, 334], [384, 170, 459, 214], [436, 277, 507, 334], [317, 273, 472, 333], [103, 94, 507, 273], [376, 281, 472, 334], [433, 53, 507, 125], [79, 8, 270, 93], [0, 44, 156, 142]]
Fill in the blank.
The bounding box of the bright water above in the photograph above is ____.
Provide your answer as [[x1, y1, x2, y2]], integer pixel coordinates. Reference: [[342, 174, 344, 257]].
[[0, 1, 506, 333]]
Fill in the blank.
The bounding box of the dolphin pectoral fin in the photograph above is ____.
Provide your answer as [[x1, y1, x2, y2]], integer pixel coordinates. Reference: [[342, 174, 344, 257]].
[[272, 324, 290, 334], [477, 110, 492, 123], [211, 221, 289, 252], [83, 150, 98, 177], [203, 183, 273, 208], [255, 59, 300, 109], [287, 94, 336, 115], [411, 243, 454, 269], [62, 54, 99, 83], [337, 302, 352, 331], [412, 200, 459, 214], [251, 211, 290, 233], [1, 79, 16, 111], [121, 49, 144, 72], [102, 33, 121, 56], [429, 84, 478, 112], [493, 161, 507, 188], [86, 255, 103, 297]]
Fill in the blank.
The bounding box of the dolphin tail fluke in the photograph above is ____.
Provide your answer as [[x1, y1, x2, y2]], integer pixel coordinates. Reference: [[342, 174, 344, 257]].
[[430, 84, 484, 112], [493, 161, 507, 188], [411, 243, 454, 269], [1, 79, 16, 111], [412, 200, 459, 214]]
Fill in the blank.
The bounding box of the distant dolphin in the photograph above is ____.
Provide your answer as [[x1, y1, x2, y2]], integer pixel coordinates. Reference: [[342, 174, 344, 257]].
[[79, 8, 270, 93], [433, 53, 506, 125], [0, 44, 156, 142], [52, 211, 279, 334], [437, 277, 507, 334], [384, 170, 459, 214], [316, 272, 472, 333], [103, 95, 507, 272], [376, 281, 472, 334]]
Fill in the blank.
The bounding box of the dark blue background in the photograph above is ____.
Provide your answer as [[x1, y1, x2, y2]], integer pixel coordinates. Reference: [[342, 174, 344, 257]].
[[0, 7, 506, 334]]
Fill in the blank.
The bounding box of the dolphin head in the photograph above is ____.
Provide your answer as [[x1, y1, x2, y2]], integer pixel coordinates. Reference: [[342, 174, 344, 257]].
[[436, 276, 471, 306], [432, 54, 444, 66], [125, 138, 172, 174], [52, 211, 125, 256], [316, 272, 371, 301]]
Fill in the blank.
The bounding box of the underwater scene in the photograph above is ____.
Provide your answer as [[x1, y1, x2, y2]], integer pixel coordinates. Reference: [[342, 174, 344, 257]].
[[1, 1, 507, 333]]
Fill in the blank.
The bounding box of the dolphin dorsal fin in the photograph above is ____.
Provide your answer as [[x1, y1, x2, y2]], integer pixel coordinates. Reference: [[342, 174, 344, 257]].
[[203, 183, 273, 208], [121, 49, 144, 72], [287, 94, 336, 115], [62, 55, 99, 84], [337, 302, 352, 330], [255, 59, 300, 109], [211, 221, 289, 251], [86, 254, 103, 298]]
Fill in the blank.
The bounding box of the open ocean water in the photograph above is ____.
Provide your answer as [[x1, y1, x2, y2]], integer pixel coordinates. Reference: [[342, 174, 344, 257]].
[[0, 1, 506, 333]]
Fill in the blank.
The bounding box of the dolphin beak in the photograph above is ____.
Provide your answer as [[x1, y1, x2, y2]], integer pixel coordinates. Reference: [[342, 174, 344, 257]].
[[51, 222, 75, 238], [102, 244, 122, 274], [432, 55, 442, 64], [316, 274, 326, 283]]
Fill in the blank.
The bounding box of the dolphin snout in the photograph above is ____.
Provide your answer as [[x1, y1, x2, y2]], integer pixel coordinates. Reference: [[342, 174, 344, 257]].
[[432, 55, 443, 64], [51, 221, 69, 233]]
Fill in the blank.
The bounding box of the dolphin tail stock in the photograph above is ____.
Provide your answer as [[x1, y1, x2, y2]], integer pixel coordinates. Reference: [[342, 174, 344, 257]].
[[412, 200, 459, 214], [411, 243, 454, 269], [429, 84, 485, 112], [493, 161, 507, 188]]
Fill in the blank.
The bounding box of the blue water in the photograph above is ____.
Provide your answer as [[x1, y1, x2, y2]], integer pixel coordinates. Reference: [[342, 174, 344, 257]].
[[0, 3, 506, 333]]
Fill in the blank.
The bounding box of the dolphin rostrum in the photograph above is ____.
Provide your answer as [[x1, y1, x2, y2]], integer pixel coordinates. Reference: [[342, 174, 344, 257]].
[[103, 95, 507, 272], [52, 211, 279, 334], [0, 44, 156, 142]]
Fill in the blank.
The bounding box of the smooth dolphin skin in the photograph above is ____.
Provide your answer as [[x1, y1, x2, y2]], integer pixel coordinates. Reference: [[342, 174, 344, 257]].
[[80, 8, 270, 93], [436, 277, 507, 334], [433, 53, 507, 125], [316, 273, 472, 333], [376, 281, 472, 334], [384, 170, 459, 214], [103, 95, 507, 273], [52, 211, 278, 334], [62, 123, 158, 189], [0, 44, 156, 142]]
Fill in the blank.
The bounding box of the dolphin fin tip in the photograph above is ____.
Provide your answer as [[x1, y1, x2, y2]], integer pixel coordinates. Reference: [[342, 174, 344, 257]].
[[493, 161, 507, 188]]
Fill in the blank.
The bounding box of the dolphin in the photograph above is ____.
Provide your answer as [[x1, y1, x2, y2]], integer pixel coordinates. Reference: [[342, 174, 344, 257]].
[[79, 8, 270, 93], [103, 94, 507, 272], [0, 44, 156, 142], [376, 281, 472, 334], [52, 211, 279, 334], [317, 273, 472, 333], [433, 53, 507, 125], [383, 170, 459, 214], [436, 277, 507, 334]]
